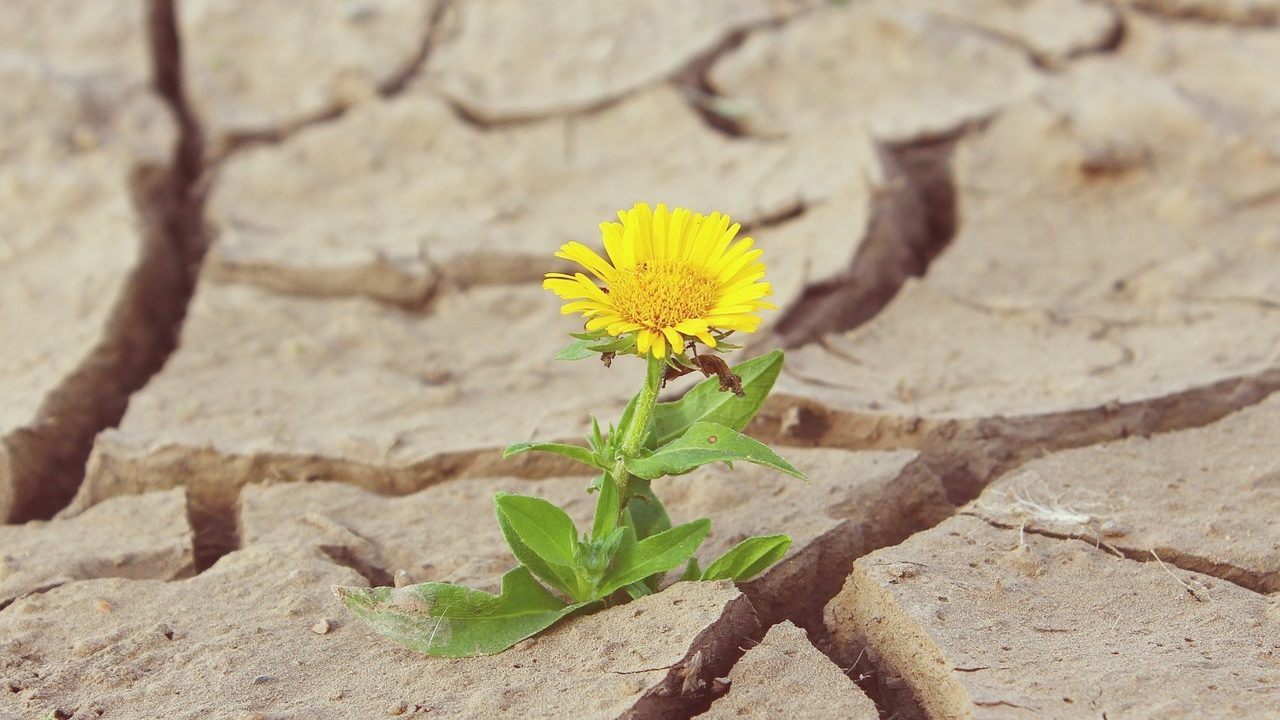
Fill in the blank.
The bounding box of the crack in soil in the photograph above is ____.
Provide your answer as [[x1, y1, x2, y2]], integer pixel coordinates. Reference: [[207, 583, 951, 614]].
[[968, 512, 1276, 595], [672, 0, 834, 140], [106, 441, 584, 572], [1, 164, 187, 523], [0, 1, 205, 524], [743, 455, 958, 636], [0, 582, 63, 614], [769, 455, 964, 720], [619, 593, 762, 720], [770, 136, 959, 349], [671, 25, 775, 139], [9, 5, 1279, 719], [438, 4, 811, 135], [757, 365, 1280, 505], [1129, 0, 1280, 27], [923, 1, 1126, 70], [317, 544, 396, 588], [211, 0, 453, 159]]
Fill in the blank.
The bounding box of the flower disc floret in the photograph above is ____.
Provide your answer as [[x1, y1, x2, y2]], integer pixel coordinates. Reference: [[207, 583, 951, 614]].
[[543, 202, 776, 358], [610, 261, 718, 329]]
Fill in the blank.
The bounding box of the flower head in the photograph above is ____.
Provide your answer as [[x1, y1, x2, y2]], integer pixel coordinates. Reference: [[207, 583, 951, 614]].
[[545, 202, 776, 358]]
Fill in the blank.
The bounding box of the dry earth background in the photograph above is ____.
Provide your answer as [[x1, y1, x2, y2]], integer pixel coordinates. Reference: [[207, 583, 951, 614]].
[[1, 0, 1279, 718]]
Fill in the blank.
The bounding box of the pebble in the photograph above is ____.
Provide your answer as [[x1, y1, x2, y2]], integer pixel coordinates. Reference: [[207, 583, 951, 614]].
[[386, 700, 408, 716], [311, 618, 331, 635], [252, 674, 273, 685]]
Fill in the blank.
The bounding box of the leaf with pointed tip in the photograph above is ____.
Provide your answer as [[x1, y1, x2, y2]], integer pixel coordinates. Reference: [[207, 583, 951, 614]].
[[503, 441, 603, 470], [591, 474, 620, 541], [624, 479, 671, 541], [623, 581, 653, 600], [494, 494, 582, 598], [626, 422, 805, 481], [651, 351, 783, 446], [679, 557, 702, 582], [588, 416, 604, 452], [588, 335, 637, 354], [558, 333, 637, 361], [597, 519, 710, 597], [556, 338, 599, 361], [335, 567, 595, 657], [701, 535, 792, 582], [611, 390, 649, 454]]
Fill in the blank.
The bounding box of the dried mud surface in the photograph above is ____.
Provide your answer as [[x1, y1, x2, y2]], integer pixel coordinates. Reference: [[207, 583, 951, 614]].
[[4, 2, 1280, 718], [0, 1, 182, 522], [697, 621, 879, 720]]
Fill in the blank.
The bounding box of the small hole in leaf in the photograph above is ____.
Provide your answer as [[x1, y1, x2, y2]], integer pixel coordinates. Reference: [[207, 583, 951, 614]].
[[707, 435, 718, 444]]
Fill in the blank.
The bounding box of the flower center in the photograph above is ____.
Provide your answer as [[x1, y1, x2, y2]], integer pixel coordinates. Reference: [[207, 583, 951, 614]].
[[610, 260, 719, 329]]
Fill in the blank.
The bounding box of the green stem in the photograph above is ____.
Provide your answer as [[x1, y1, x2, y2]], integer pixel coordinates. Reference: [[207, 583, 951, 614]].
[[610, 353, 664, 510]]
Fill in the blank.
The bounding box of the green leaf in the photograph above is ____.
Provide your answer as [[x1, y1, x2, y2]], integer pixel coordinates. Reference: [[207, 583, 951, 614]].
[[625, 422, 806, 481], [335, 567, 595, 657], [597, 525, 627, 561], [556, 338, 599, 361], [557, 333, 637, 361], [503, 441, 603, 469], [494, 494, 582, 598], [623, 581, 653, 600], [701, 535, 792, 582], [611, 391, 649, 453], [624, 478, 672, 540], [588, 416, 604, 452], [651, 351, 783, 446], [591, 475, 620, 541], [679, 557, 702, 582], [588, 335, 637, 354], [598, 519, 710, 597]]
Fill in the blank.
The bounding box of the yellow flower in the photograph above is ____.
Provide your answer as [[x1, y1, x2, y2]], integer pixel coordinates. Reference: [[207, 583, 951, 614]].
[[544, 202, 776, 358]]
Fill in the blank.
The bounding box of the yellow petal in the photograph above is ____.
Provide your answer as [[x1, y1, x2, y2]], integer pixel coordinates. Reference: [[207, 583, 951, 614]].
[[650, 331, 668, 358], [687, 211, 724, 266], [678, 212, 703, 261], [705, 222, 741, 266], [652, 203, 671, 261], [570, 273, 612, 305], [708, 300, 763, 313], [662, 327, 684, 353], [555, 241, 616, 282], [713, 237, 755, 274], [620, 209, 642, 266], [717, 248, 764, 284], [543, 278, 589, 299], [674, 319, 717, 346], [607, 321, 644, 335], [719, 282, 772, 307], [710, 314, 763, 332], [633, 203, 654, 262], [722, 262, 766, 288], [560, 300, 608, 315], [599, 221, 634, 270], [666, 207, 687, 260], [586, 314, 622, 331]]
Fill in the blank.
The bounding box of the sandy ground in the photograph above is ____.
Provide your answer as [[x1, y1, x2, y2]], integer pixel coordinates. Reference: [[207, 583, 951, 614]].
[[2, 1, 1279, 718]]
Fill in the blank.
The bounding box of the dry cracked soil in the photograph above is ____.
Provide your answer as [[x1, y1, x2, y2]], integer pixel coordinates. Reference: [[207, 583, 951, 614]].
[[2, 1, 1279, 719]]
